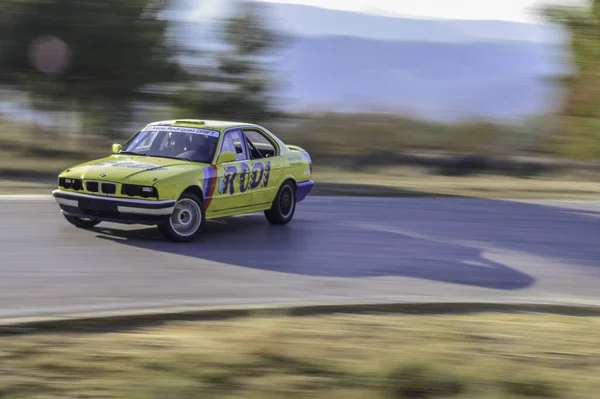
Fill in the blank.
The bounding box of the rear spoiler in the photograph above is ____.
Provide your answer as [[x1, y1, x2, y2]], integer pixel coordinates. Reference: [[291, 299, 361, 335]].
[[286, 144, 306, 152]]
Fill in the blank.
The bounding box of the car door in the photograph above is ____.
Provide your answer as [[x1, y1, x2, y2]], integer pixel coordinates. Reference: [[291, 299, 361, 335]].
[[242, 128, 284, 207], [209, 129, 253, 212]]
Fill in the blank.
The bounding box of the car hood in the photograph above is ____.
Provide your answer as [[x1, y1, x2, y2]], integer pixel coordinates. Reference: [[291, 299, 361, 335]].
[[62, 155, 208, 184]]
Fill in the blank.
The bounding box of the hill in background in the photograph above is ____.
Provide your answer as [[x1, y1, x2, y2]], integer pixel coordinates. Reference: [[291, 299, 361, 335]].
[[179, 2, 570, 121]]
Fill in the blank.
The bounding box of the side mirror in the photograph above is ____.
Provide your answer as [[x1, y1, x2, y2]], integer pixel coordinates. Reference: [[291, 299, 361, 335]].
[[112, 144, 122, 154], [217, 151, 236, 164]]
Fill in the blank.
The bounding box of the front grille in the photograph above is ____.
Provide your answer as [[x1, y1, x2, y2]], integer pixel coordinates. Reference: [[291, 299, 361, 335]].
[[101, 182, 116, 194], [84, 181, 117, 195], [86, 181, 99, 192]]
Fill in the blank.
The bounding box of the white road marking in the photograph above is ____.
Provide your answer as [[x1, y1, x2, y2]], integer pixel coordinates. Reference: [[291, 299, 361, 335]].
[[344, 221, 541, 257], [461, 260, 495, 269], [0, 195, 52, 201], [565, 211, 600, 219], [504, 199, 600, 212]]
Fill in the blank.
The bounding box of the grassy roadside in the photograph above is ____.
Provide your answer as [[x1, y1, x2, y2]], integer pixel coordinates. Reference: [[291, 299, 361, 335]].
[[0, 179, 55, 194], [1, 312, 599, 398], [312, 168, 600, 199]]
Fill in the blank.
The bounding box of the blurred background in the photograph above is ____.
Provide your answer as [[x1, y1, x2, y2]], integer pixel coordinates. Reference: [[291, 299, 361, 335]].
[[0, 0, 598, 186], [3, 3, 600, 399]]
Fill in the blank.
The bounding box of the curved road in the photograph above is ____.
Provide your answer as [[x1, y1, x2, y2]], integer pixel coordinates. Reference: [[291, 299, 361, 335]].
[[1, 196, 600, 319]]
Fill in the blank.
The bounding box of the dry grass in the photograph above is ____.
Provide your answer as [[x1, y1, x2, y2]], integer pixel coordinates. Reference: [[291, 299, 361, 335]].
[[1, 312, 600, 398], [313, 166, 600, 199], [4, 167, 600, 199]]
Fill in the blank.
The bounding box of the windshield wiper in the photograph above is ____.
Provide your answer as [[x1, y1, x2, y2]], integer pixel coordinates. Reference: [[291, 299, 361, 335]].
[[119, 151, 147, 156]]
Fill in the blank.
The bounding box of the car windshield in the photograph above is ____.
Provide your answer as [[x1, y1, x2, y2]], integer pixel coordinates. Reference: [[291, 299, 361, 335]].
[[120, 125, 221, 163]]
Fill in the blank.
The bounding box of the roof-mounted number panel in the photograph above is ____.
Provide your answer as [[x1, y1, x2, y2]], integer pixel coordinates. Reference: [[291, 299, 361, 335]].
[[174, 120, 205, 125]]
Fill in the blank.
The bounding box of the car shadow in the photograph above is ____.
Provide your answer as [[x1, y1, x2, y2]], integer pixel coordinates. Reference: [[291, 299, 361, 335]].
[[307, 197, 600, 278], [91, 213, 535, 291]]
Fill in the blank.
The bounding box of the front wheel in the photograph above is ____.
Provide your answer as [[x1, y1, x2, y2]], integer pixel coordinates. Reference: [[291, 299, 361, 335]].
[[158, 193, 205, 242], [264, 181, 296, 225], [63, 214, 101, 228]]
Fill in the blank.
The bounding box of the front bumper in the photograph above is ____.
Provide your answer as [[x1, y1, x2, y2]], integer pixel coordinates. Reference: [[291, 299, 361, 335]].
[[52, 189, 175, 225]]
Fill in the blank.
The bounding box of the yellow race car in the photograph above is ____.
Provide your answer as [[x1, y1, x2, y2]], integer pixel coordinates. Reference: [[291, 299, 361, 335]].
[[52, 119, 314, 242]]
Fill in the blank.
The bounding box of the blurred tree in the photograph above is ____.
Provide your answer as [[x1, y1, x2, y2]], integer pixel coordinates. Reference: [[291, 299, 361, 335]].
[[544, 0, 600, 159], [0, 0, 184, 138], [172, 1, 285, 122]]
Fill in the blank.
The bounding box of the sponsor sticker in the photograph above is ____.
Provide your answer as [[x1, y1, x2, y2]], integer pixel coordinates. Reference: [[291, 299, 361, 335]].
[[142, 125, 220, 137], [94, 161, 166, 171]]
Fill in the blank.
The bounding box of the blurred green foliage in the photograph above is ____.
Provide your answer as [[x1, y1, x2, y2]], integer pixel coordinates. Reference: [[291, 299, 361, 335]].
[[0, 0, 280, 138], [545, 0, 600, 159], [0, 0, 184, 136], [274, 112, 558, 162], [170, 1, 284, 122], [0, 0, 598, 164]]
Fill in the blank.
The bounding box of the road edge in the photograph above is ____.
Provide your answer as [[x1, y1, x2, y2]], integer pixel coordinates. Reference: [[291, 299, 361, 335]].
[[3, 181, 600, 199], [0, 182, 460, 198], [1, 301, 600, 334]]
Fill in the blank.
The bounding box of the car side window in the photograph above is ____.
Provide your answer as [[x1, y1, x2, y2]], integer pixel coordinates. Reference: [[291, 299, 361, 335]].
[[244, 130, 278, 159], [220, 129, 248, 161]]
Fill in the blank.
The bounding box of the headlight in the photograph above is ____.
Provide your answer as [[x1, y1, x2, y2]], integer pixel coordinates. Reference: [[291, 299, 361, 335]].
[[59, 177, 83, 190], [121, 184, 158, 198]]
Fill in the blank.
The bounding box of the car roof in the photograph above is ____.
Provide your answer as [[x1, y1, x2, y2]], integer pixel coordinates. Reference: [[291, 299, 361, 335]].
[[146, 119, 256, 132]]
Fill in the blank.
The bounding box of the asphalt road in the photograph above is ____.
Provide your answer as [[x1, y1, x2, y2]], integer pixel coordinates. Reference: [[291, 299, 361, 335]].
[[1, 196, 600, 319]]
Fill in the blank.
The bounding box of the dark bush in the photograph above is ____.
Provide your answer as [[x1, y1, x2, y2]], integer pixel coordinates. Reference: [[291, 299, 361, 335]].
[[386, 363, 466, 399], [500, 378, 560, 398]]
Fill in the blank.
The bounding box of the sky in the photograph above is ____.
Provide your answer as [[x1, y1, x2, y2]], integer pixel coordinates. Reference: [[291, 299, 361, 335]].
[[188, 0, 590, 23], [254, 0, 590, 22]]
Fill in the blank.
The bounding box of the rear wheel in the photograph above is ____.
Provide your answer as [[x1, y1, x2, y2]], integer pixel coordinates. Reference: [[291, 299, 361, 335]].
[[264, 180, 296, 225], [158, 193, 205, 242], [63, 214, 101, 228]]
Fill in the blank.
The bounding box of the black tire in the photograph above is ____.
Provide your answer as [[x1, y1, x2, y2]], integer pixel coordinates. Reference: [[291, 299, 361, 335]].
[[158, 192, 205, 242], [63, 214, 101, 228], [264, 180, 296, 225]]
